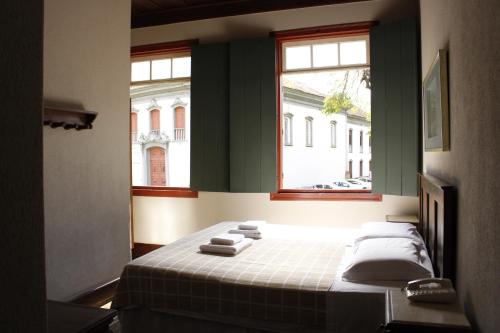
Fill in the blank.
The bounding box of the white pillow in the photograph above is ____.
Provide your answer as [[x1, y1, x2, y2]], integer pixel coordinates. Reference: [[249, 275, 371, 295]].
[[354, 222, 424, 247], [342, 238, 433, 282]]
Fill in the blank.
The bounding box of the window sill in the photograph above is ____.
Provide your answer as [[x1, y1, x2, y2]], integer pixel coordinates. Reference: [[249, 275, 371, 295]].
[[132, 186, 198, 198], [270, 190, 382, 201]]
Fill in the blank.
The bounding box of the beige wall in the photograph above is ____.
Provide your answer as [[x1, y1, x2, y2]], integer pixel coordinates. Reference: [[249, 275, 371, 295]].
[[1, 2, 46, 331], [132, 0, 418, 45], [420, 1, 500, 332], [44, 0, 131, 300], [131, 0, 420, 245], [134, 194, 418, 244]]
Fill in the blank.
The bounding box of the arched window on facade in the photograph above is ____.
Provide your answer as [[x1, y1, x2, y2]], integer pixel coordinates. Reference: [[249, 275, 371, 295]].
[[131, 112, 138, 142], [148, 146, 166, 186], [150, 109, 160, 135], [174, 106, 186, 140]]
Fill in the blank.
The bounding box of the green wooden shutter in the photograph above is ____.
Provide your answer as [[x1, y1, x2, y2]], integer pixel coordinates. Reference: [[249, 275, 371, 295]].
[[229, 37, 277, 193], [190, 43, 230, 191], [371, 20, 420, 196]]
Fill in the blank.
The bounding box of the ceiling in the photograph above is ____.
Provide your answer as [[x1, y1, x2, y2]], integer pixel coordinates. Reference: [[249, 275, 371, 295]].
[[131, 0, 368, 28]]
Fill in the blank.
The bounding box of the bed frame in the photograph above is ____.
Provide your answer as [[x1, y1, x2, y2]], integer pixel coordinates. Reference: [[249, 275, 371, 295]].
[[418, 173, 456, 281]]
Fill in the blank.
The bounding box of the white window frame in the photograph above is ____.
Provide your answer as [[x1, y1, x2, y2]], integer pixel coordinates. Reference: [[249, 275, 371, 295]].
[[330, 120, 337, 148]]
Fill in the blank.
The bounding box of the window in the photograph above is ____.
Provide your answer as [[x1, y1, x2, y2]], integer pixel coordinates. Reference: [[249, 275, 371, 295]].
[[150, 108, 160, 134], [131, 112, 137, 142], [305, 117, 313, 147], [360, 130, 364, 153], [276, 23, 376, 199], [284, 113, 293, 146], [331, 121, 337, 147], [348, 129, 353, 153], [359, 160, 363, 177], [130, 42, 196, 197]]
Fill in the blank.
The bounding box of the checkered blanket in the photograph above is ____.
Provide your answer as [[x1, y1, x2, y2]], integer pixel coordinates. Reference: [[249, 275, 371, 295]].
[[112, 222, 346, 329]]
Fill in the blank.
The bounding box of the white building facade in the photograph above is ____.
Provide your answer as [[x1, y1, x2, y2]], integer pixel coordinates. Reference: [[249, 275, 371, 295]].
[[131, 83, 191, 187], [281, 85, 371, 189]]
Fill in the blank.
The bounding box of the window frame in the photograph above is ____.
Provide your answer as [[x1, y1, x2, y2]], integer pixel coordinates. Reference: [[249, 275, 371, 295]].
[[130, 40, 198, 198], [272, 22, 381, 201]]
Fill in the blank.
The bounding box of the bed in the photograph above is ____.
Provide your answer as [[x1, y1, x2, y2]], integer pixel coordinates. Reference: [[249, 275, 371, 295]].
[[113, 173, 456, 333]]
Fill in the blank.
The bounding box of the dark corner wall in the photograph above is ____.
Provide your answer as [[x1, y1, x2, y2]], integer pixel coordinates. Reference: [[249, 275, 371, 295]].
[[420, 1, 500, 332], [0, 1, 47, 332]]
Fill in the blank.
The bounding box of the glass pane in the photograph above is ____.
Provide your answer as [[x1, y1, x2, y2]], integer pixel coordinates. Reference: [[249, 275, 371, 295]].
[[130, 81, 191, 187], [312, 43, 338, 68], [151, 59, 171, 80], [285, 45, 311, 70], [131, 61, 150, 82], [172, 57, 191, 78], [339, 40, 367, 65], [281, 69, 371, 190]]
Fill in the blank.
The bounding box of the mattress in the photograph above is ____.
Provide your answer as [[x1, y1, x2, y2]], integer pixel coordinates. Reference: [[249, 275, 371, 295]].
[[113, 222, 355, 330]]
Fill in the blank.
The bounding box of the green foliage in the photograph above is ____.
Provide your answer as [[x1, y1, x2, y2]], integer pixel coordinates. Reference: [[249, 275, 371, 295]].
[[322, 92, 353, 115]]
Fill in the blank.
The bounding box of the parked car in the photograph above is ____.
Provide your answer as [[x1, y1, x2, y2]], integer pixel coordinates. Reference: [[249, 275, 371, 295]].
[[332, 181, 351, 189], [346, 179, 368, 189], [312, 184, 333, 190], [356, 177, 372, 189]]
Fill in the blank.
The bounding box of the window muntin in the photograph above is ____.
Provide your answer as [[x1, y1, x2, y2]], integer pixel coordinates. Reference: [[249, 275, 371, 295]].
[[280, 33, 371, 192], [131, 50, 191, 189]]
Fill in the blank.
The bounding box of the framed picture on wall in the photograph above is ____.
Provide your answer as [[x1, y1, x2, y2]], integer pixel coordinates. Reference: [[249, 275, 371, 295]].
[[423, 49, 449, 151]]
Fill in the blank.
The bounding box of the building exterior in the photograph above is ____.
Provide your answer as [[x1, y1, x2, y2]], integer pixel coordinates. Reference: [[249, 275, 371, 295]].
[[130, 81, 370, 189], [282, 82, 371, 189], [131, 82, 190, 187]]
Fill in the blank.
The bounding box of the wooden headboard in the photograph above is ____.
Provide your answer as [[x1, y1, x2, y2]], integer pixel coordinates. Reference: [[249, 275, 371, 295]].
[[418, 173, 456, 281]]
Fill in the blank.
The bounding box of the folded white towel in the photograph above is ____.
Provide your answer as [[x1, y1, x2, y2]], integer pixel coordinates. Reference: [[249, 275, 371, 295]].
[[238, 220, 267, 230], [229, 229, 262, 239], [210, 233, 244, 245], [200, 238, 253, 255]]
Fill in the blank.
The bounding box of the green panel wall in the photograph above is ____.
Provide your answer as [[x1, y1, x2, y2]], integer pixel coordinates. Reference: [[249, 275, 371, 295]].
[[371, 20, 420, 196], [229, 38, 277, 193], [190, 43, 230, 191]]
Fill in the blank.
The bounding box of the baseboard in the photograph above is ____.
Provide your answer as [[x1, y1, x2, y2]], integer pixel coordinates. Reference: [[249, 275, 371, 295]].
[[70, 278, 120, 308], [132, 242, 164, 259]]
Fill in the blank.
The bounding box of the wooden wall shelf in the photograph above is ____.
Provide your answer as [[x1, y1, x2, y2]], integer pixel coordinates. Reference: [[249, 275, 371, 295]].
[[43, 106, 97, 130]]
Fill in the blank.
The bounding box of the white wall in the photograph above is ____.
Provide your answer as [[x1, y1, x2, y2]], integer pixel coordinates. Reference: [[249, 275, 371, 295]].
[[131, 0, 420, 245], [44, 0, 131, 300]]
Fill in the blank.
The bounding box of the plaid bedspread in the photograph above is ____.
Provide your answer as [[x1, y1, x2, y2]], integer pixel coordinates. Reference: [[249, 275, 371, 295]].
[[112, 222, 347, 329]]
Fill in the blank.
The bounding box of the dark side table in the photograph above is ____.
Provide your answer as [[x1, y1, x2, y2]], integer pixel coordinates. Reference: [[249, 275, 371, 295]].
[[48, 300, 117, 333]]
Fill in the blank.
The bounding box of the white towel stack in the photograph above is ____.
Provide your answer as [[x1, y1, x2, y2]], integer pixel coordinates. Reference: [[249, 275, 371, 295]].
[[228, 220, 266, 239], [200, 233, 252, 255]]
